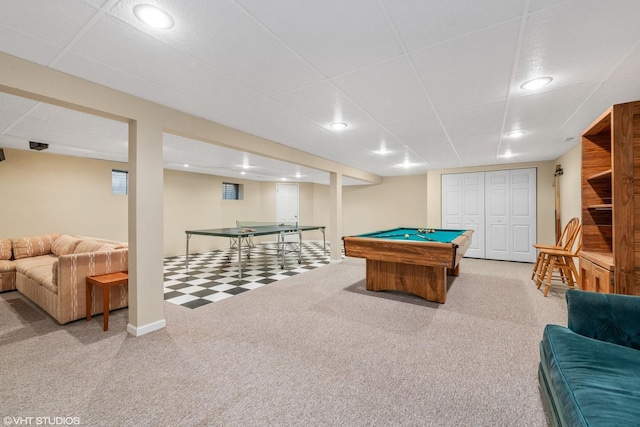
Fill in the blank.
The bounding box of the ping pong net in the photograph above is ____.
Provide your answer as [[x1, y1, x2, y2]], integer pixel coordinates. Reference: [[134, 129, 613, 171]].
[[236, 220, 299, 229], [235, 220, 301, 253]]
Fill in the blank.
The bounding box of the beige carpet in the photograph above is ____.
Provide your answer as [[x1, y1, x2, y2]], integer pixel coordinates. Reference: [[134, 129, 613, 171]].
[[0, 258, 568, 426]]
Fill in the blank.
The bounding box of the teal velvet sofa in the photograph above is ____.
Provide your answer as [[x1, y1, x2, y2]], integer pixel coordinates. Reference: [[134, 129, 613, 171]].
[[538, 290, 640, 426]]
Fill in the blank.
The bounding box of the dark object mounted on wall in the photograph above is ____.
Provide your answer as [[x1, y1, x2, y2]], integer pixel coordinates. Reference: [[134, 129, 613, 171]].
[[0, 148, 5, 161], [29, 141, 49, 151]]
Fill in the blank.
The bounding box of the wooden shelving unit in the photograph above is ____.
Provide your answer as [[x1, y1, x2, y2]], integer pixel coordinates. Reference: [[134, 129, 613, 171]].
[[580, 101, 640, 296]]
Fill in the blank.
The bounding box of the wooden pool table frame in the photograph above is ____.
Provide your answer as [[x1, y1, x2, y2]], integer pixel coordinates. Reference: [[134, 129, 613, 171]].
[[343, 229, 473, 303]]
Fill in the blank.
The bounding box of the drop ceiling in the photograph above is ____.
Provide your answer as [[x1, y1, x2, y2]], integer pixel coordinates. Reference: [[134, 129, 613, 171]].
[[2, 0, 640, 185]]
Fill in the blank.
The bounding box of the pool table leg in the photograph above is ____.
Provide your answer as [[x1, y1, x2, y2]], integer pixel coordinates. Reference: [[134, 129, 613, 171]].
[[448, 263, 460, 277], [365, 260, 447, 303]]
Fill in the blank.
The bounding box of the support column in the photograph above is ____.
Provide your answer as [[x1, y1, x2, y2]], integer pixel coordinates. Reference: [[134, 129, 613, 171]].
[[330, 172, 343, 263], [127, 118, 166, 336]]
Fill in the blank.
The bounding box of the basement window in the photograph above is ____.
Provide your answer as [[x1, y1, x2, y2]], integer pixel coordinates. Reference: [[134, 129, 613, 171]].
[[222, 182, 242, 200], [112, 169, 128, 195]]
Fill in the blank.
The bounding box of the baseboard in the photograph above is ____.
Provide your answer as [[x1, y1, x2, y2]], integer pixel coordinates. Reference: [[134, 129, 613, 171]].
[[127, 319, 167, 337]]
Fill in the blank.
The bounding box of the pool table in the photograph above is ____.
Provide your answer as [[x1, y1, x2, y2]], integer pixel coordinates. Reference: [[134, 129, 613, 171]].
[[342, 227, 473, 303]]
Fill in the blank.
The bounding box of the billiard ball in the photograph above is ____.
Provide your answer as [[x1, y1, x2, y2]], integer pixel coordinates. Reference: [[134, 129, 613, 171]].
[[405, 234, 409, 239]]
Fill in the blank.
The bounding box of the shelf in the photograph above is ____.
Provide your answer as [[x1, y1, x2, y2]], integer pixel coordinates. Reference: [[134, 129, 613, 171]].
[[587, 204, 612, 210], [587, 169, 612, 181]]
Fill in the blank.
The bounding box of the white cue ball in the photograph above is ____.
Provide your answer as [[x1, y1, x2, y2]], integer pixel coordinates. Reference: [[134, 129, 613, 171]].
[[404, 234, 409, 239]]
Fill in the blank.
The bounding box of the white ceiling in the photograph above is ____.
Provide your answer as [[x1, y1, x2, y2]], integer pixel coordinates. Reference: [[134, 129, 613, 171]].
[[2, 0, 640, 185]]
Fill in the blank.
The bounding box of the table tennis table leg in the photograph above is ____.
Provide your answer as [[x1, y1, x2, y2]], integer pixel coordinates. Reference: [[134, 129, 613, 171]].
[[321, 228, 327, 255], [278, 232, 284, 268], [185, 234, 192, 271], [238, 239, 243, 280]]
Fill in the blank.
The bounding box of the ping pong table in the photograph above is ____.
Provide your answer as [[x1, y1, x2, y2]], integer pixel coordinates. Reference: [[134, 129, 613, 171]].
[[185, 222, 326, 280]]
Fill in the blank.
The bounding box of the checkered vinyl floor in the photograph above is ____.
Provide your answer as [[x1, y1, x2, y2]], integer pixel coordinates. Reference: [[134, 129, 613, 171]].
[[164, 241, 331, 309]]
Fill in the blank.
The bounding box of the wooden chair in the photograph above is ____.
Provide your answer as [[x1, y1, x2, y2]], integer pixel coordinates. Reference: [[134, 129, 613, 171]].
[[536, 228, 582, 297], [531, 217, 580, 284]]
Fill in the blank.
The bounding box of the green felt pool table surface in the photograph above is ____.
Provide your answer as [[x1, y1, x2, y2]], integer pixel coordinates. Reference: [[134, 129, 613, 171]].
[[353, 228, 467, 244]]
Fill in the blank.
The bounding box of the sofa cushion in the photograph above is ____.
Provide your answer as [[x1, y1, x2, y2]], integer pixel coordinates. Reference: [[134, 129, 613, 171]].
[[14, 255, 57, 274], [25, 264, 57, 294], [566, 290, 640, 350], [12, 234, 59, 259], [0, 260, 15, 273], [0, 239, 12, 260], [51, 235, 83, 256], [541, 324, 640, 426], [14, 255, 57, 294]]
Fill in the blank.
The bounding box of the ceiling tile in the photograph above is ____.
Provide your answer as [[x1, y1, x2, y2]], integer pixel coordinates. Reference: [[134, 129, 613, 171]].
[[0, 0, 98, 49], [449, 134, 500, 153], [0, 26, 62, 66], [383, 0, 525, 52], [561, 73, 640, 137], [227, 98, 332, 140], [64, 15, 266, 111], [0, 92, 38, 117], [611, 43, 640, 79], [274, 81, 378, 131], [529, 0, 568, 12], [514, 0, 640, 94], [384, 114, 450, 148], [0, 111, 22, 133], [505, 83, 596, 132], [458, 149, 499, 166], [331, 55, 434, 123], [338, 123, 405, 153], [234, 0, 403, 77], [411, 20, 521, 112], [110, 0, 324, 96], [439, 101, 506, 140]]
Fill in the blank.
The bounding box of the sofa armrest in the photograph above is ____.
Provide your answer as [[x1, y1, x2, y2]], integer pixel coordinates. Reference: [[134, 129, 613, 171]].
[[566, 289, 640, 350], [54, 249, 128, 322]]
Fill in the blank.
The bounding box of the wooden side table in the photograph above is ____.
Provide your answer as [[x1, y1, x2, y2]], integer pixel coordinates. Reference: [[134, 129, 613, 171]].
[[86, 271, 128, 331]]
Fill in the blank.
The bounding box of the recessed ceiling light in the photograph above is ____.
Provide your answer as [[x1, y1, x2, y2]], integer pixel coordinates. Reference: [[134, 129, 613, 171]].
[[501, 150, 514, 158], [133, 4, 175, 29], [183, 164, 189, 167], [520, 77, 552, 90], [330, 122, 348, 131], [506, 130, 526, 138], [240, 171, 246, 175]]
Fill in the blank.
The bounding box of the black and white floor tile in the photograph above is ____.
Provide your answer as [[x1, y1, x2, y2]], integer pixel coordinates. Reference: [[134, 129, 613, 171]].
[[163, 241, 331, 309]]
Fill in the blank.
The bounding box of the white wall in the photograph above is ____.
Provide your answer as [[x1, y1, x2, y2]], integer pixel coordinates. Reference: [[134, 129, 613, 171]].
[[555, 144, 582, 230], [342, 175, 429, 236], [0, 148, 128, 241]]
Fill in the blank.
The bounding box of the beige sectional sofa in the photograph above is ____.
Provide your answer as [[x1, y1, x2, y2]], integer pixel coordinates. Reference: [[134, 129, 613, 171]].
[[0, 233, 128, 324]]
